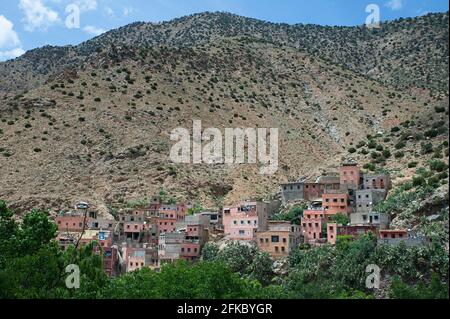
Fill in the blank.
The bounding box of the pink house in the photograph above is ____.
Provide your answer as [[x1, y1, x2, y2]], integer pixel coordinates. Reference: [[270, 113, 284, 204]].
[[156, 210, 178, 235], [124, 222, 146, 241], [301, 209, 326, 244], [55, 214, 86, 232], [181, 242, 201, 261], [223, 201, 268, 241]]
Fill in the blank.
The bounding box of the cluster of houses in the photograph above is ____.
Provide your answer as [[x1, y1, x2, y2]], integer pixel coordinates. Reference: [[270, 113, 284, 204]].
[[53, 161, 429, 276], [225, 161, 428, 258], [55, 198, 221, 276]]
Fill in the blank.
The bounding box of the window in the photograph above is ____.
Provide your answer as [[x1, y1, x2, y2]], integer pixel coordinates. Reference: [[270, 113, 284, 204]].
[[239, 230, 245, 235], [282, 238, 287, 243], [271, 236, 280, 243], [281, 247, 285, 252], [260, 238, 264, 243], [275, 246, 279, 252], [374, 215, 379, 220]]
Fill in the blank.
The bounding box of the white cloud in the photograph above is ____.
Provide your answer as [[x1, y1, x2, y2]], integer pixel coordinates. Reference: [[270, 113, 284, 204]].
[[386, 0, 403, 11], [105, 6, 115, 17], [0, 15, 25, 62], [19, 0, 60, 31], [123, 6, 134, 17], [0, 15, 21, 48], [75, 0, 97, 12], [83, 25, 105, 36], [0, 48, 26, 61]]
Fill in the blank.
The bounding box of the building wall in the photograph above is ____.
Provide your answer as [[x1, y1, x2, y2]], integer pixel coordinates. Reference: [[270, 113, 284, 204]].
[[301, 210, 325, 243], [280, 183, 304, 204], [363, 174, 391, 191], [157, 218, 177, 235], [303, 183, 322, 201], [350, 212, 389, 229], [322, 192, 352, 217], [340, 164, 362, 190], [355, 189, 386, 213], [327, 223, 338, 245], [55, 215, 86, 232], [181, 242, 201, 260], [124, 222, 146, 233], [223, 202, 267, 240], [128, 255, 145, 272], [256, 222, 301, 258]]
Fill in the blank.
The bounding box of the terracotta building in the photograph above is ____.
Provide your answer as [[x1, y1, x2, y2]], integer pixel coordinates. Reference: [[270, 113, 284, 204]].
[[322, 190, 352, 218], [327, 223, 378, 245], [222, 200, 278, 240], [340, 163, 362, 190], [256, 221, 301, 258], [301, 209, 326, 245]]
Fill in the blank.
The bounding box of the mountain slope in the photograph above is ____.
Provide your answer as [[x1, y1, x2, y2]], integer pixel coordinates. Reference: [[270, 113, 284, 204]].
[[1, 12, 448, 95], [0, 12, 448, 213]]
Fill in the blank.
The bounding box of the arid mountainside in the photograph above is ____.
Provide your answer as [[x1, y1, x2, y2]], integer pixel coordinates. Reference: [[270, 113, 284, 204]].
[[0, 12, 448, 213]]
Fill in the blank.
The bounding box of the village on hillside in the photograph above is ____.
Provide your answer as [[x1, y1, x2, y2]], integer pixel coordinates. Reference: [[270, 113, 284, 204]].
[[53, 161, 430, 276]]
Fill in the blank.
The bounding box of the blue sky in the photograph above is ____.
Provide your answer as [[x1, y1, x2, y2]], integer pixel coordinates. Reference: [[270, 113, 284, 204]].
[[0, 0, 448, 61]]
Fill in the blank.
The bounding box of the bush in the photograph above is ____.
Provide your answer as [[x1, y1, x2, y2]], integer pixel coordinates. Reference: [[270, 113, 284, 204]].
[[394, 151, 405, 159], [395, 141, 406, 149], [421, 143, 433, 155], [382, 150, 392, 158], [408, 162, 418, 168], [429, 160, 448, 172], [412, 176, 426, 187], [363, 163, 376, 171]]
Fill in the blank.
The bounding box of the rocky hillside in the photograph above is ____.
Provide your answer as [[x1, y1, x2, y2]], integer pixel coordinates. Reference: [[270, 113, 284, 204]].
[[0, 12, 448, 213], [1, 11, 448, 95]]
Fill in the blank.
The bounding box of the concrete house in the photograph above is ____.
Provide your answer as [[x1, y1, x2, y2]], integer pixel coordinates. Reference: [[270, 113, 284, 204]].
[[256, 221, 301, 258]]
